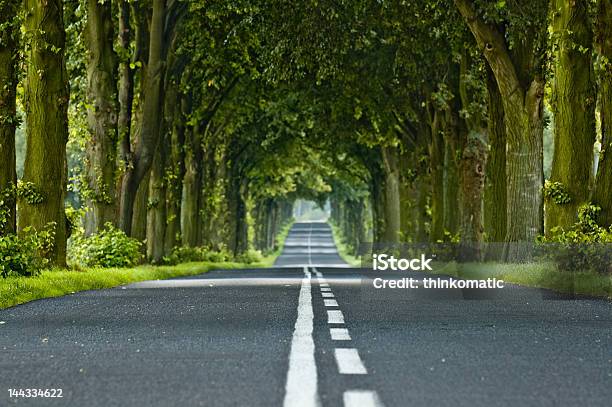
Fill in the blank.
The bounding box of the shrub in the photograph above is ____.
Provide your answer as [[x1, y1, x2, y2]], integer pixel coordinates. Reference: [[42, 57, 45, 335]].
[[235, 249, 263, 264], [163, 245, 232, 265], [69, 223, 143, 268], [0, 228, 50, 278], [540, 204, 612, 274]]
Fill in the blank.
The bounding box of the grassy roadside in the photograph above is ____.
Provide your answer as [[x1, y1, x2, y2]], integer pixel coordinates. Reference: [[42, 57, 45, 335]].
[[327, 223, 610, 298], [0, 225, 294, 310], [0, 261, 270, 310], [329, 222, 361, 267], [431, 262, 612, 299]]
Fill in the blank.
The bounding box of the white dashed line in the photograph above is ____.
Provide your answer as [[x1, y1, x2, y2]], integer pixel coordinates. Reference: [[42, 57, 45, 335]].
[[330, 328, 351, 341], [320, 287, 332, 292], [343, 390, 383, 407], [327, 310, 345, 324], [322, 292, 334, 298], [320, 283, 330, 288], [335, 348, 367, 374], [283, 267, 319, 407], [324, 299, 338, 307]]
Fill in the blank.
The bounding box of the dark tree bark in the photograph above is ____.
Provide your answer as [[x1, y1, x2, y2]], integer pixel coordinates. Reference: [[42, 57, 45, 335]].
[[381, 146, 400, 243], [0, 0, 19, 235], [164, 91, 186, 253], [429, 109, 445, 242], [146, 134, 167, 263], [19, 0, 70, 265], [84, 0, 119, 234], [546, 0, 596, 232], [484, 68, 507, 242], [593, 0, 612, 227], [117, 0, 135, 176], [118, 0, 166, 235], [454, 0, 545, 259], [181, 125, 203, 247]]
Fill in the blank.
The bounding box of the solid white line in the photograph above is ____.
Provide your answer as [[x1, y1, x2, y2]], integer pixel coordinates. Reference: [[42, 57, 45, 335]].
[[320, 287, 332, 292], [283, 273, 319, 407], [327, 310, 345, 324], [335, 348, 367, 374], [343, 390, 383, 407], [324, 299, 338, 307], [330, 328, 351, 341], [322, 292, 334, 298]]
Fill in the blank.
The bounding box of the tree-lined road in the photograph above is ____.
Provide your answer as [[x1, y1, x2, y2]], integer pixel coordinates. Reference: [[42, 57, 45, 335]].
[[1, 222, 611, 406]]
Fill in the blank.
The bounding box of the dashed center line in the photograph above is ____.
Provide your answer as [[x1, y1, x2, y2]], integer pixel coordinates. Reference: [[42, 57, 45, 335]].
[[335, 348, 368, 374], [330, 328, 351, 341], [343, 390, 383, 407], [324, 299, 339, 307], [327, 310, 345, 324]]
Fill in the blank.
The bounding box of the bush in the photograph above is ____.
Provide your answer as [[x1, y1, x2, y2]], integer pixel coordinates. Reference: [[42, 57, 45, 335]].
[[540, 204, 612, 274], [0, 228, 51, 278], [235, 249, 263, 264], [68, 223, 143, 268], [163, 245, 232, 265]]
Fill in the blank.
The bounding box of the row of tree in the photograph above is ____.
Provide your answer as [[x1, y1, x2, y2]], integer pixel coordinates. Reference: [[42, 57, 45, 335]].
[[1, 0, 611, 267]]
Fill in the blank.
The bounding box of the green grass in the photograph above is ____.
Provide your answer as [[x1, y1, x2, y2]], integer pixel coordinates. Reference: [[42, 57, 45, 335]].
[[430, 262, 612, 299], [329, 223, 361, 267], [0, 261, 270, 310], [0, 221, 297, 310]]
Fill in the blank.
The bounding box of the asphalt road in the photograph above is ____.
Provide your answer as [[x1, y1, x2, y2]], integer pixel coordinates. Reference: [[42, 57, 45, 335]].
[[0, 222, 610, 406]]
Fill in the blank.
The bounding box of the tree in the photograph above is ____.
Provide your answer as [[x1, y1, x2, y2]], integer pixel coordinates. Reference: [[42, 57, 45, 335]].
[[546, 0, 596, 232], [454, 0, 548, 257], [84, 0, 119, 234], [593, 0, 612, 227], [0, 0, 19, 235], [19, 0, 70, 265]]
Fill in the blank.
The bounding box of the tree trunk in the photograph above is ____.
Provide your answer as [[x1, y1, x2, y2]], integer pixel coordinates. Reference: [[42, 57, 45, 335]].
[[84, 0, 119, 235], [19, 0, 70, 265], [443, 111, 460, 236], [484, 68, 507, 242], [181, 126, 202, 247], [131, 170, 149, 243], [164, 93, 186, 253], [593, 0, 612, 227], [146, 140, 167, 263], [381, 146, 400, 243], [118, 0, 166, 235], [454, 0, 545, 258], [226, 164, 248, 256], [459, 132, 487, 249], [429, 109, 445, 242], [0, 0, 19, 235], [117, 0, 135, 176], [546, 0, 596, 232]]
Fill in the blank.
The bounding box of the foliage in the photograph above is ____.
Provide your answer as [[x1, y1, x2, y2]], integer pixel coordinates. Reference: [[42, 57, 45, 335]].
[[543, 180, 571, 204], [0, 228, 51, 278], [163, 245, 232, 265], [68, 223, 143, 268], [235, 249, 263, 264], [540, 204, 612, 274]]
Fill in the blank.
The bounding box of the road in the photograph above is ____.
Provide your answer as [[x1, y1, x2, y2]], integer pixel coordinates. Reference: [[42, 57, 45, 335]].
[[0, 222, 610, 406]]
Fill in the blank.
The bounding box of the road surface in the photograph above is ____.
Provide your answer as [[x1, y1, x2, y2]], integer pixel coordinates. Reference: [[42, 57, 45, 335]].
[[0, 222, 610, 406]]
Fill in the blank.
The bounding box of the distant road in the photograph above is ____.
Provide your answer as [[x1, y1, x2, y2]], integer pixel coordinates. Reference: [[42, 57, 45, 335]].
[[0, 222, 610, 406]]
